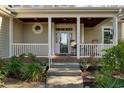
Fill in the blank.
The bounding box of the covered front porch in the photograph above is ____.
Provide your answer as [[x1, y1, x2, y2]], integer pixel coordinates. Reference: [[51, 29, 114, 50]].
[[9, 16, 118, 59]]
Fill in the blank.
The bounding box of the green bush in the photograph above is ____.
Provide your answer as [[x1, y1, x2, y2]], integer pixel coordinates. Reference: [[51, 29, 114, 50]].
[[18, 53, 38, 63], [95, 72, 124, 88], [22, 62, 45, 81], [18, 53, 27, 62], [27, 53, 37, 62], [0, 58, 8, 69], [0, 58, 8, 85], [4, 56, 23, 79], [95, 41, 124, 88], [102, 42, 124, 72], [0, 70, 5, 85], [0, 54, 48, 82]]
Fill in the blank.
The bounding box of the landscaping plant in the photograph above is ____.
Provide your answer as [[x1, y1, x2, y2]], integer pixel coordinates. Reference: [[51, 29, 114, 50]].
[[95, 41, 124, 88], [27, 53, 37, 62], [0, 58, 8, 86], [79, 59, 89, 71], [0, 54, 48, 85], [4, 56, 23, 79], [22, 62, 44, 81], [95, 71, 124, 88]]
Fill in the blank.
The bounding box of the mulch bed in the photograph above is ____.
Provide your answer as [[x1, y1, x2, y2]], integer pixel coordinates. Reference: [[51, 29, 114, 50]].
[[80, 66, 102, 88], [0, 78, 46, 88], [80, 66, 124, 88]]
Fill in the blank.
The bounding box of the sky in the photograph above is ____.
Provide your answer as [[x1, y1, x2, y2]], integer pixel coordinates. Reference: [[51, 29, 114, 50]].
[[0, 0, 124, 5]]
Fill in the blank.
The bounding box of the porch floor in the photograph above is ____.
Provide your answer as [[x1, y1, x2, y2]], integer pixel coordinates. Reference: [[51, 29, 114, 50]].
[[35, 56, 78, 62]]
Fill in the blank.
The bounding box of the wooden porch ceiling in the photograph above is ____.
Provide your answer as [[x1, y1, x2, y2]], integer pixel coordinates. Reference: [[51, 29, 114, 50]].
[[19, 18, 106, 27]]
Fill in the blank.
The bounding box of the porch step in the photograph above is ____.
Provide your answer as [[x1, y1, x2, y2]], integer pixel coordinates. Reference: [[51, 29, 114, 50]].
[[46, 62, 83, 88], [52, 56, 78, 62], [49, 67, 80, 72], [48, 71, 81, 76], [46, 76, 83, 88], [50, 63, 80, 68], [48, 63, 81, 76]]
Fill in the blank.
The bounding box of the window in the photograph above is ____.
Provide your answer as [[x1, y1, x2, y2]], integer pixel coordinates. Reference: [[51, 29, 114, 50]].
[[32, 23, 43, 34], [56, 28, 73, 31], [102, 26, 113, 44]]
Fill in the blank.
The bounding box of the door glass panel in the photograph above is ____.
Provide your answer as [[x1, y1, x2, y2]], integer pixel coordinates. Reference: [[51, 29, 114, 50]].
[[60, 33, 68, 53]]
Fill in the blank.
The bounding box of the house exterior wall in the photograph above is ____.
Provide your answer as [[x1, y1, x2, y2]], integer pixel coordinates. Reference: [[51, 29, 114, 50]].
[[12, 18, 113, 55], [23, 23, 48, 43], [119, 23, 124, 40], [0, 13, 9, 57], [13, 22, 49, 56], [13, 19, 24, 43], [0, 6, 122, 57], [84, 18, 112, 43]]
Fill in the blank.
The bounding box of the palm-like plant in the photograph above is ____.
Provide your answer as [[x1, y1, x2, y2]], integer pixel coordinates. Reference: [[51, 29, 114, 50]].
[[22, 63, 44, 81], [4, 56, 23, 78]]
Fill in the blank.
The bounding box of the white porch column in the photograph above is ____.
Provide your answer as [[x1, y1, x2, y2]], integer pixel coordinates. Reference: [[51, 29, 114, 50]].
[[9, 17, 13, 57], [52, 23, 55, 55], [113, 17, 118, 45], [81, 24, 84, 43], [77, 16, 80, 59], [48, 17, 52, 59]]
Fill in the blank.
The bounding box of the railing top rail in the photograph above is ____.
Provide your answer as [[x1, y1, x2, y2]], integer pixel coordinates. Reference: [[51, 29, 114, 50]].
[[12, 43, 48, 45], [80, 44, 115, 45]]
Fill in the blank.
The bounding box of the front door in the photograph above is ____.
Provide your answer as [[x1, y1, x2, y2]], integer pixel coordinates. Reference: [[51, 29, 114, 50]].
[[55, 31, 72, 55]]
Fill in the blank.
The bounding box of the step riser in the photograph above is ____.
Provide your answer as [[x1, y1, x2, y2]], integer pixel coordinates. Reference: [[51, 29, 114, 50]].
[[47, 84, 83, 88], [48, 68, 79, 73], [50, 63, 80, 68], [48, 73, 81, 76], [50, 65, 80, 68], [52, 60, 78, 62]]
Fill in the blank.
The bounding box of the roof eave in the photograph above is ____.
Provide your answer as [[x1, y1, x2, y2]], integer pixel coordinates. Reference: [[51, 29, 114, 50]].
[[8, 7, 121, 13]]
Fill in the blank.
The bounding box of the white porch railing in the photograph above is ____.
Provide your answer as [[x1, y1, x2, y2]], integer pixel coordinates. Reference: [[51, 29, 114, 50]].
[[80, 44, 114, 57], [12, 43, 115, 58], [12, 43, 48, 57]]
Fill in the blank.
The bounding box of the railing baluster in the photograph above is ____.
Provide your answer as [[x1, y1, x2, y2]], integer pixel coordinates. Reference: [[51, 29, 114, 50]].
[[12, 43, 114, 57], [80, 44, 114, 58]]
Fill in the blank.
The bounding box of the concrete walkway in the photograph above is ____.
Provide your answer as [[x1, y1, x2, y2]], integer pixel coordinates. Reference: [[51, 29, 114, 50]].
[[46, 63, 83, 88]]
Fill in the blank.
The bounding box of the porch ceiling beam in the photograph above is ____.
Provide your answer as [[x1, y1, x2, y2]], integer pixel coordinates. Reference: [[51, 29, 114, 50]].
[[16, 13, 116, 18]]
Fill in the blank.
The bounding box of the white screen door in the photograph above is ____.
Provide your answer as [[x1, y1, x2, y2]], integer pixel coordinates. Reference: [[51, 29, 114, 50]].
[[55, 31, 72, 54]]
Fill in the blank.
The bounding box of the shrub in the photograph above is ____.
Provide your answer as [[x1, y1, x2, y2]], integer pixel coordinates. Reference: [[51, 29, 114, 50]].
[[22, 62, 44, 81], [95, 41, 124, 87], [79, 59, 89, 71], [95, 72, 124, 88], [0, 58, 8, 85], [102, 42, 124, 72], [4, 56, 23, 79], [0, 58, 8, 69], [0, 70, 5, 86], [18, 53, 27, 62], [0, 54, 48, 82], [27, 53, 37, 62]]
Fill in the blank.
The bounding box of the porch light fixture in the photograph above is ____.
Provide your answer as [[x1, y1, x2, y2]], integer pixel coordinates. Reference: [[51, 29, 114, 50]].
[[32, 23, 43, 34], [63, 18, 66, 21]]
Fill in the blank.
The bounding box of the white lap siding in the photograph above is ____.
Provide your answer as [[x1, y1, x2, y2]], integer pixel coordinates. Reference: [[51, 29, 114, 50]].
[[0, 14, 9, 58]]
